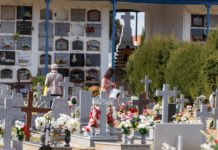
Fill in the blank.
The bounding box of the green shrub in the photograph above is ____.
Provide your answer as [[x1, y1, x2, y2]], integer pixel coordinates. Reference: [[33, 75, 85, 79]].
[[32, 76, 46, 92]]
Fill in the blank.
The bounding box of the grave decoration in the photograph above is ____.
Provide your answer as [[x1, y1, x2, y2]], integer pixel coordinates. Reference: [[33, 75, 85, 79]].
[[68, 96, 77, 110], [172, 112, 189, 123], [87, 40, 100, 51], [86, 69, 99, 82], [0, 36, 15, 50], [55, 53, 69, 67], [176, 94, 189, 113], [17, 6, 32, 20], [70, 53, 84, 66], [119, 120, 132, 144], [70, 69, 84, 83], [59, 77, 74, 99], [201, 130, 218, 150], [72, 40, 83, 50], [0, 51, 15, 65], [88, 106, 100, 136]]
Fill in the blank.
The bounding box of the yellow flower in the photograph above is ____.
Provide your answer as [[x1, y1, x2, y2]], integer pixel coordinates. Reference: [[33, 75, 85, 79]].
[[56, 59, 60, 63]]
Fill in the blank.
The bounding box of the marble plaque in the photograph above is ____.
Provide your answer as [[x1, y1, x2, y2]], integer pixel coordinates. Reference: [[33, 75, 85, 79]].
[[0, 51, 15, 65], [70, 54, 84, 67], [17, 37, 32, 50], [0, 22, 15, 33], [86, 54, 100, 67], [17, 6, 32, 20], [56, 9, 69, 21], [40, 54, 51, 65], [1, 69, 12, 79], [1, 6, 15, 20], [54, 53, 69, 67], [0, 36, 15, 50], [40, 9, 53, 20], [72, 40, 83, 50], [55, 39, 68, 51], [58, 68, 69, 77], [86, 24, 101, 37], [38, 37, 53, 51], [87, 40, 100, 51], [86, 69, 99, 81], [71, 9, 85, 22], [17, 69, 31, 80], [55, 23, 70, 36], [87, 10, 101, 22], [16, 21, 32, 35], [37, 68, 51, 76], [17, 51, 31, 65], [39, 22, 54, 37], [70, 69, 84, 83], [71, 24, 84, 36]]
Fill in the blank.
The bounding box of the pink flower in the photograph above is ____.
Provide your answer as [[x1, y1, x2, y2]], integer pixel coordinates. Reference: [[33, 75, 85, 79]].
[[178, 112, 183, 117]]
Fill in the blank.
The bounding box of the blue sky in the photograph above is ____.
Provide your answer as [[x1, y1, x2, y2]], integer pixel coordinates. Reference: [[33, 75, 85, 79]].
[[116, 12, 145, 36]]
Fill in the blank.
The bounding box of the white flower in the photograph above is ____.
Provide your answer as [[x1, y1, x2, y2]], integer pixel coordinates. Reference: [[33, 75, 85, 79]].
[[138, 123, 146, 129], [15, 121, 24, 130], [201, 143, 213, 150], [119, 120, 131, 129], [35, 117, 46, 130]]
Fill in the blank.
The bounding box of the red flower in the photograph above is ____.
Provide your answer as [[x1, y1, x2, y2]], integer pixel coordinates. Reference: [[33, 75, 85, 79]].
[[69, 106, 72, 109], [23, 126, 27, 131], [214, 139, 218, 144], [24, 130, 29, 135]]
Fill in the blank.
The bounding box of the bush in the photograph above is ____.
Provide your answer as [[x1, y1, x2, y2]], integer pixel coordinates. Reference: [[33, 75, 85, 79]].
[[32, 76, 46, 92]]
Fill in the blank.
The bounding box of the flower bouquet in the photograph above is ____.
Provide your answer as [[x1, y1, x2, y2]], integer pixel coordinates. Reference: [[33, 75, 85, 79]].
[[172, 112, 189, 123], [201, 130, 218, 150], [139, 115, 155, 126], [88, 106, 100, 128], [138, 123, 148, 144], [86, 26, 95, 33], [119, 120, 132, 144], [0, 123, 4, 139], [12, 121, 28, 141], [107, 105, 116, 128], [130, 115, 140, 129], [82, 126, 91, 136], [153, 103, 161, 114]]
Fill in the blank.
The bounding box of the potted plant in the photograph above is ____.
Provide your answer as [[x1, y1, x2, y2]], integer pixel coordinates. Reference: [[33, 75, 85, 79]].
[[22, 44, 30, 50], [119, 120, 132, 144]]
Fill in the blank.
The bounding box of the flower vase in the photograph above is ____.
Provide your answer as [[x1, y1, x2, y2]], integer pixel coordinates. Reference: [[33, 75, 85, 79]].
[[12, 140, 23, 150], [122, 134, 128, 144], [109, 127, 114, 136], [40, 132, 46, 146], [64, 133, 71, 147], [141, 134, 146, 144], [91, 127, 96, 136]]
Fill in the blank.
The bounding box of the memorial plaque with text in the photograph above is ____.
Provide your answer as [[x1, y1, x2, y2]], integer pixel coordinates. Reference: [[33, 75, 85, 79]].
[[17, 6, 32, 20], [18, 69, 31, 80], [17, 37, 32, 50], [55, 23, 70, 36], [58, 68, 69, 77], [70, 69, 84, 83], [72, 40, 83, 50], [17, 51, 31, 65], [39, 37, 53, 51], [0, 51, 15, 65], [1, 69, 12, 79], [55, 53, 69, 67], [70, 53, 84, 67], [56, 39, 68, 51], [86, 54, 100, 67], [71, 9, 85, 22], [39, 22, 54, 37], [17, 21, 32, 35], [1, 6, 15, 20], [40, 54, 51, 65], [86, 24, 101, 37], [0, 36, 15, 50], [87, 10, 101, 22], [71, 24, 84, 36], [0, 22, 15, 33]]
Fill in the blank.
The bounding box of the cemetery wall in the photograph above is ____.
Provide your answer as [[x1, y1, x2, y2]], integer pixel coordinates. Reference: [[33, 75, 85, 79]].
[[0, 0, 110, 87]]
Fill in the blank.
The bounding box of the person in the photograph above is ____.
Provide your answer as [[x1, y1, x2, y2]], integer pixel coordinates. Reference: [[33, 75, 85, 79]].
[[45, 64, 63, 97], [101, 67, 114, 97]]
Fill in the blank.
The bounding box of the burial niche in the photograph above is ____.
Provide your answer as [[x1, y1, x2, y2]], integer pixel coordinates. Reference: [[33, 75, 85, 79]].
[[56, 9, 69, 21], [72, 40, 83, 50], [70, 54, 84, 67], [1, 6, 15, 20], [86, 54, 100, 67], [0, 51, 15, 65], [58, 68, 69, 77], [40, 54, 51, 65], [55, 53, 69, 67], [87, 10, 101, 22], [55, 23, 70, 36], [71, 24, 84, 36], [70, 69, 84, 83], [86, 69, 99, 81], [17, 69, 31, 80], [1, 69, 12, 79], [71, 9, 85, 22], [55, 39, 68, 51], [40, 9, 53, 20], [37, 68, 51, 76], [87, 40, 100, 51], [16, 21, 32, 35], [17, 6, 32, 20]]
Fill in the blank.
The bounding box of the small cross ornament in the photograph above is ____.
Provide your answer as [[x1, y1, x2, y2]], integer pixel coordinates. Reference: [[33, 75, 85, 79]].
[[59, 77, 74, 99], [176, 94, 188, 112], [141, 76, 152, 99]]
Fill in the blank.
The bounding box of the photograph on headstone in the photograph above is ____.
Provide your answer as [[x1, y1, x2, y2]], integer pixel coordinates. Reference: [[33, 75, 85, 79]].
[[16, 21, 32, 35], [86, 24, 101, 37], [70, 53, 84, 66], [0, 22, 15, 33], [17, 69, 31, 80], [70, 69, 84, 83], [55, 39, 68, 51], [86, 54, 100, 67], [71, 9, 85, 22], [56, 9, 69, 21], [1, 69, 13, 79], [1, 6, 15, 20], [54, 53, 70, 67], [39, 22, 54, 37], [55, 23, 70, 36], [86, 69, 99, 81], [0, 36, 15, 50], [0, 51, 15, 65], [17, 37, 32, 50], [72, 40, 83, 50], [58, 68, 69, 77], [17, 6, 32, 20], [71, 24, 84, 36], [40, 9, 53, 20], [40, 54, 51, 65], [87, 10, 101, 22], [87, 40, 100, 51]]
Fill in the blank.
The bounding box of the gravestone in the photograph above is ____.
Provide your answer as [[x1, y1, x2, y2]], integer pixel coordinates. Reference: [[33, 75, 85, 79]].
[[1, 6, 15, 20], [173, 87, 181, 103], [55, 23, 70, 36], [71, 9, 85, 22], [17, 51, 31, 65], [87, 40, 100, 51], [71, 86, 82, 106], [80, 90, 92, 127], [70, 69, 84, 83], [38, 37, 53, 51], [51, 98, 71, 119], [86, 54, 100, 67], [0, 98, 23, 149], [87, 10, 101, 22], [54, 53, 69, 67], [71, 24, 84, 36], [70, 53, 84, 66], [56, 9, 69, 21], [168, 103, 177, 122], [34, 82, 44, 102], [118, 86, 130, 104], [155, 84, 177, 123], [0, 22, 15, 33], [92, 91, 114, 136], [40, 91, 55, 108], [195, 105, 213, 143], [86, 24, 101, 37], [59, 77, 74, 99], [16, 21, 32, 35], [11, 92, 24, 107], [17, 37, 32, 50], [0, 86, 13, 105], [72, 40, 83, 50], [141, 76, 152, 99], [0, 69, 13, 79], [176, 94, 188, 112], [55, 39, 68, 51], [39, 22, 53, 37], [0, 36, 15, 50]]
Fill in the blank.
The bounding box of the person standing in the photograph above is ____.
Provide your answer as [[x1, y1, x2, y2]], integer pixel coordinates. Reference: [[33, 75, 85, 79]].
[[101, 67, 115, 97], [45, 64, 63, 97]]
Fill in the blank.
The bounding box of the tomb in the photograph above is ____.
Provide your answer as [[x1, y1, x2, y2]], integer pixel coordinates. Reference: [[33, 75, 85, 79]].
[[38, 37, 53, 51], [17, 37, 32, 50], [1, 69, 13, 79], [86, 69, 99, 82], [17, 51, 31, 65], [86, 54, 100, 67], [72, 40, 83, 50], [1, 6, 15, 20], [71, 24, 84, 36], [54, 53, 69, 67], [55, 9, 69, 21], [58, 68, 69, 77], [17, 69, 31, 80], [17, 6, 32, 20], [55, 23, 70, 36], [0, 51, 15, 65], [87, 40, 100, 51], [40, 54, 51, 65], [86, 24, 101, 37], [0, 36, 15, 50], [39, 22, 54, 37], [55, 39, 68, 51], [40, 9, 53, 20], [16, 21, 32, 35], [70, 53, 84, 66], [37, 68, 51, 76], [87, 10, 101, 22], [70, 69, 84, 83], [0, 22, 15, 33], [71, 9, 86, 22]]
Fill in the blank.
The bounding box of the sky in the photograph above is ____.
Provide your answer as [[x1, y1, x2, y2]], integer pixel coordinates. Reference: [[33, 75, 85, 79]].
[[116, 12, 145, 36]]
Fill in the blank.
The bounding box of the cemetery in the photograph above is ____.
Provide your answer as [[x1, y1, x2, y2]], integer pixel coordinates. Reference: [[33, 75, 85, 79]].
[[0, 0, 217, 150]]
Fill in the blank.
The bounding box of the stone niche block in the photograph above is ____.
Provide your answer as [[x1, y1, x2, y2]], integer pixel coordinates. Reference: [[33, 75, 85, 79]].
[[17, 69, 31, 80], [86, 69, 99, 81], [86, 54, 100, 67], [39, 22, 54, 37], [17, 6, 32, 20], [154, 124, 203, 150], [16, 21, 32, 35], [72, 40, 83, 50], [0, 36, 15, 50], [17, 37, 32, 50], [70, 53, 84, 67], [56, 9, 69, 21], [71, 9, 85, 22], [58, 68, 69, 77], [70, 69, 84, 83], [55, 23, 70, 36], [40, 54, 51, 65], [87, 10, 101, 22], [71, 24, 84, 36], [86, 24, 101, 37], [1, 69, 13, 79], [37, 68, 51, 76], [0, 22, 15, 33], [40, 9, 53, 20], [87, 40, 100, 51], [38, 37, 53, 51], [0, 51, 15, 65], [55, 39, 68, 51], [54, 53, 69, 67], [1, 6, 15, 20], [17, 51, 31, 65]]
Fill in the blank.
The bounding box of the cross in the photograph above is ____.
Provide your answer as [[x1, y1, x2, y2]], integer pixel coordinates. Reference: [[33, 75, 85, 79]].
[[141, 76, 152, 99], [155, 84, 177, 123], [59, 77, 74, 99], [118, 86, 130, 104], [0, 86, 14, 105], [173, 87, 180, 103], [40, 91, 55, 108], [132, 93, 153, 115], [121, 12, 134, 30], [34, 82, 44, 99], [92, 91, 114, 136], [14, 92, 51, 141], [195, 105, 213, 143], [214, 89, 218, 108], [176, 94, 188, 113], [0, 98, 24, 149]]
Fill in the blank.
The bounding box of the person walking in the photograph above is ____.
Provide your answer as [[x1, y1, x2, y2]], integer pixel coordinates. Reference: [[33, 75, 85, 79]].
[[101, 67, 115, 97]]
